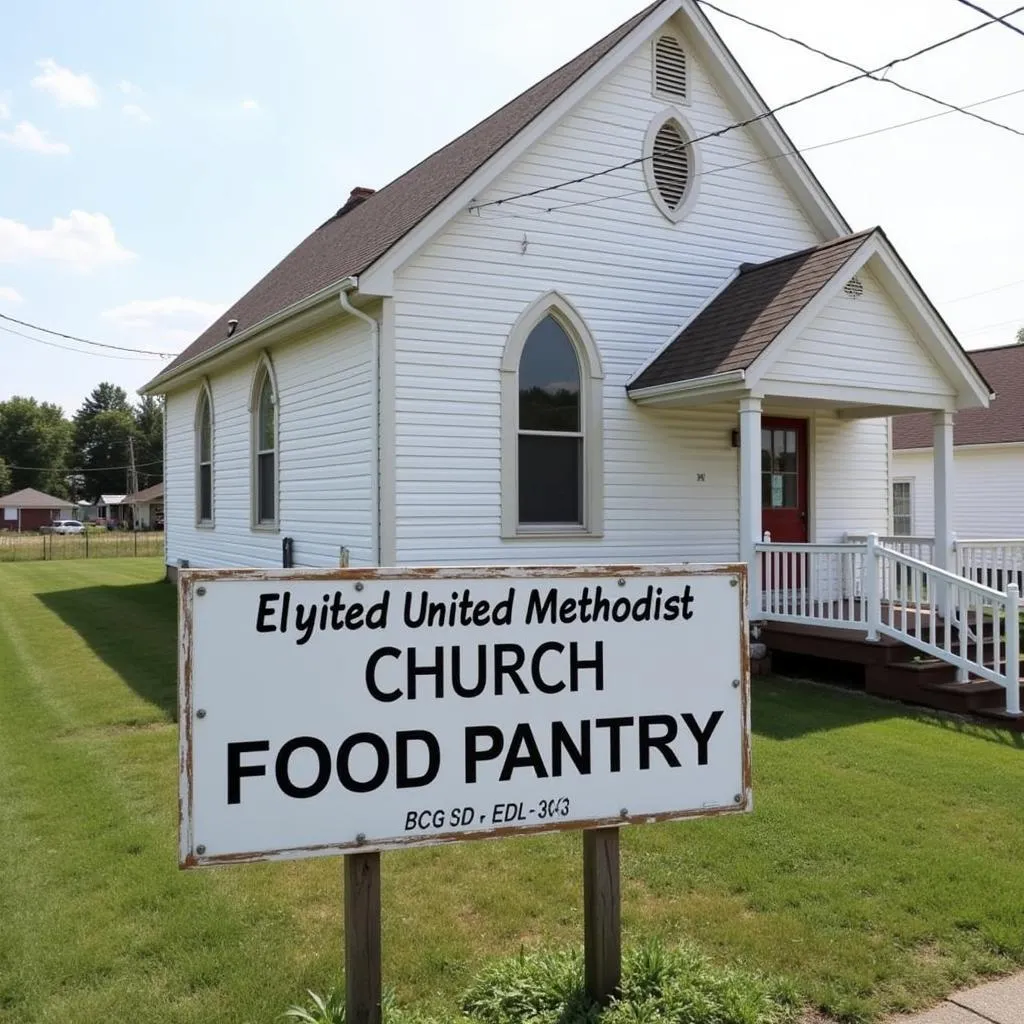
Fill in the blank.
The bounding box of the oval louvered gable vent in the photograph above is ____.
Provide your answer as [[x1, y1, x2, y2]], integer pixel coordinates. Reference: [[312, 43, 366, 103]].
[[652, 120, 690, 211], [654, 35, 687, 100]]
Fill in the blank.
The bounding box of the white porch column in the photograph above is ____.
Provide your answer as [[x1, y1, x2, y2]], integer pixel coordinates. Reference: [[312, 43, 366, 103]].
[[739, 396, 763, 617], [933, 410, 955, 572]]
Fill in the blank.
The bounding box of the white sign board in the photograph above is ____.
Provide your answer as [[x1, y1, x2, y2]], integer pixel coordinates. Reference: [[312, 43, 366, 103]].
[[178, 564, 751, 868]]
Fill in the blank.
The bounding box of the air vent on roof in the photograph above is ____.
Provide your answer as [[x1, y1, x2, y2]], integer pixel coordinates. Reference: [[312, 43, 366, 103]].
[[844, 276, 864, 298], [652, 120, 690, 212], [654, 35, 688, 101]]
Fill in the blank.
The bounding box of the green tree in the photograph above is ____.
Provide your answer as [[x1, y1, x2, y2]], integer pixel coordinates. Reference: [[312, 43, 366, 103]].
[[0, 397, 72, 495], [0, 455, 10, 496], [74, 384, 137, 500], [133, 395, 164, 487], [1016, 326, 1023, 345]]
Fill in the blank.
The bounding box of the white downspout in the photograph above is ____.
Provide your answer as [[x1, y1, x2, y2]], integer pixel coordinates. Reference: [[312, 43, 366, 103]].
[[338, 278, 381, 567]]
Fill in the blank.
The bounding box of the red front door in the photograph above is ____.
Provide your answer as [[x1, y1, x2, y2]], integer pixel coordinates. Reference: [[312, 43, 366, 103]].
[[761, 418, 808, 543]]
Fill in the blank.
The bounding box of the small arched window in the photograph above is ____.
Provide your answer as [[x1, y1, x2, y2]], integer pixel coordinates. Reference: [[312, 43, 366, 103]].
[[196, 384, 214, 524], [251, 359, 278, 527], [518, 315, 583, 525], [643, 112, 699, 223], [501, 293, 604, 537]]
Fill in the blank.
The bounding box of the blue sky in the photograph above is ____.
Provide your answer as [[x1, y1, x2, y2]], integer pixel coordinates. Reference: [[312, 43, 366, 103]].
[[2, 0, 1023, 413]]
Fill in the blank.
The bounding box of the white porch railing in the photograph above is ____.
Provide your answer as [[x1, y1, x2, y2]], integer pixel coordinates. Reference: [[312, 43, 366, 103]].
[[844, 533, 935, 563], [956, 539, 1024, 592], [755, 535, 1021, 716]]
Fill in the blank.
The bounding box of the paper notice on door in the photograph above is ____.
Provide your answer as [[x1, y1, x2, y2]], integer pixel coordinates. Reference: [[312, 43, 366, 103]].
[[771, 474, 784, 508]]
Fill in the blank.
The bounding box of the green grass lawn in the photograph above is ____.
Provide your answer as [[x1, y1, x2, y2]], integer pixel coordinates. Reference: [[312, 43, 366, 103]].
[[1, 559, 1023, 1024]]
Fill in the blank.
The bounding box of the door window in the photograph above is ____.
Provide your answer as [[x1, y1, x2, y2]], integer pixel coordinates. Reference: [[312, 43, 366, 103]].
[[761, 427, 799, 509]]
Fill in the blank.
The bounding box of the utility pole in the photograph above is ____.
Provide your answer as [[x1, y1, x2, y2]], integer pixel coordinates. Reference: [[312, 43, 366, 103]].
[[128, 436, 139, 531]]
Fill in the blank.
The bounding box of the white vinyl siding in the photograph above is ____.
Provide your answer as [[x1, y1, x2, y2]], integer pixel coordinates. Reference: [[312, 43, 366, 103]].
[[164, 316, 373, 569], [763, 269, 955, 399], [391, 33, 822, 566], [891, 445, 1024, 538]]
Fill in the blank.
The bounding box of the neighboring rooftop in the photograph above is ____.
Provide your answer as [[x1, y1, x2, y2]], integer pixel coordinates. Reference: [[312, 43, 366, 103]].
[[150, 0, 664, 382], [99, 494, 127, 505], [122, 482, 164, 505], [628, 230, 876, 391], [0, 488, 71, 509], [893, 343, 1024, 449]]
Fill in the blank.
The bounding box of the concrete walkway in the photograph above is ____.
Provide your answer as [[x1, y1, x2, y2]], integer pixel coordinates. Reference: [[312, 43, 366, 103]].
[[888, 972, 1024, 1024]]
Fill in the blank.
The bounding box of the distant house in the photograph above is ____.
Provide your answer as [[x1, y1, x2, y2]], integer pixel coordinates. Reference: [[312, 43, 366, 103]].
[[96, 494, 127, 526], [74, 500, 97, 522], [892, 343, 1024, 538], [122, 482, 164, 530], [0, 488, 73, 532]]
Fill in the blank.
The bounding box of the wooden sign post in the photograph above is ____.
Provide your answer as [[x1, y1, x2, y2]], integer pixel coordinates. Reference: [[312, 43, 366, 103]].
[[177, 564, 750, 1015], [583, 827, 621, 1004], [345, 853, 382, 1024]]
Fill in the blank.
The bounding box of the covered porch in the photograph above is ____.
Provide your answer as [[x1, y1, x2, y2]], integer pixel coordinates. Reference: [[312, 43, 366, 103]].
[[626, 229, 1023, 717]]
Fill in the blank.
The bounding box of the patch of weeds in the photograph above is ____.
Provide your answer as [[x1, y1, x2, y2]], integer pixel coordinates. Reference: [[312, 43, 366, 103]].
[[288, 941, 800, 1024]]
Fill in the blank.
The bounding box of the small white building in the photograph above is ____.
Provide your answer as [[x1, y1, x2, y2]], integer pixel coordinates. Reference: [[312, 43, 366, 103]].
[[892, 343, 1023, 540], [143, 0, 990, 602], [122, 482, 165, 530]]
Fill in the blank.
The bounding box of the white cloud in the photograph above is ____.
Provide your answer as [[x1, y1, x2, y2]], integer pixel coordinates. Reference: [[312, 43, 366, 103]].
[[0, 286, 23, 303], [31, 58, 99, 108], [122, 103, 152, 123], [0, 98, 10, 120], [0, 211, 135, 271], [102, 296, 227, 329], [0, 121, 70, 155], [118, 79, 141, 95], [240, 98, 260, 111]]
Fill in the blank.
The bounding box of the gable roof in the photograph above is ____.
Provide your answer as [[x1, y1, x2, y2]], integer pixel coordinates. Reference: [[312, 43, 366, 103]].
[[144, 0, 854, 394], [0, 487, 70, 509], [893, 343, 1024, 449], [628, 231, 875, 390], [100, 494, 126, 505], [148, 0, 664, 385], [123, 482, 164, 505]]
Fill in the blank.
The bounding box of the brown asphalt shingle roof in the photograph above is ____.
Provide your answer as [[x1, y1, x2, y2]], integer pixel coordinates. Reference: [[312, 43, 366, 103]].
[[123, 482, 164, 505], [0, 488, 70, 509], [893, 344, 1024, 448], [628, 230, 876, 391], [154, 0, 665, 382]]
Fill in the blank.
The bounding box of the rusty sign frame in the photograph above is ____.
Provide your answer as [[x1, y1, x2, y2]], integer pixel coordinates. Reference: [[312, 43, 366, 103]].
[[178, 562, 752, 869]]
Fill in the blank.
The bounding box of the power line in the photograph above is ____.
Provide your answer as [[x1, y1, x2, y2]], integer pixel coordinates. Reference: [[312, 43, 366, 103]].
[[0, 312, 177, 358], [942, 274, 1024, 303], [960, 314, 1024, 335], [477, 83, 1024, 223], [469, 8, 1024, 212], [6, 459, 163, 474], [0, 323, 160, 362], [697, 0, 1024, 138], [954, 0, 1024, 39]]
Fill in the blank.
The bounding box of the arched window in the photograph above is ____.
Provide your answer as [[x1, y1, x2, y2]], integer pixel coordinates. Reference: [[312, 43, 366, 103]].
[[643, 111, 700, 223], [251, 358, 278, 527], [501, 293, 604, 537], [195, 384, 214, 525]]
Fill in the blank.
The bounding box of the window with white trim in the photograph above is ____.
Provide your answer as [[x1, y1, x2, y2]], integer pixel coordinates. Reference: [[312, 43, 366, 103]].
[[196, 386, 213, 524], [892, 479, 913, 536], [501, 294, 604, 538], [252, 363, 278, 526], [518, 315, 583, 525]]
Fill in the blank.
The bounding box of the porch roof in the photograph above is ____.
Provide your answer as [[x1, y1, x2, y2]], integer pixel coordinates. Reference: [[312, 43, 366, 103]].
[[627, 228, 993, 412], [627, 231, 873, 391]]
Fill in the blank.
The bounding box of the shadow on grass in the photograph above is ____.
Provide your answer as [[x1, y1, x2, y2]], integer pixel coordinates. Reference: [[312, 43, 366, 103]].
[[38, 582, 178, 718], [757, 674, 1024, 749]]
